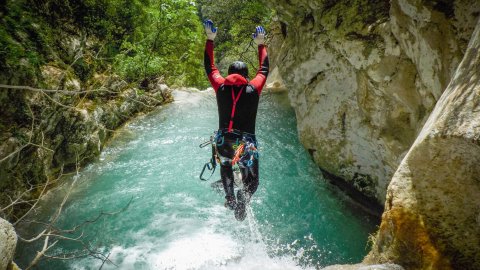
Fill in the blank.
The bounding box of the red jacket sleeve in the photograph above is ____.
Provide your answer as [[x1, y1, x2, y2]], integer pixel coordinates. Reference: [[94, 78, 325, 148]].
[[249, 45, 269, 95], [204, 40, 225, 92]]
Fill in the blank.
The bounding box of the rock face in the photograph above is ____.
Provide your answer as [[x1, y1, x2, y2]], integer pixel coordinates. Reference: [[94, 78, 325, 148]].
[[0, 218, 17, 270], [0, 73, 172, 221], [365, 18, 480, 270], [263, 0, 480, 204]]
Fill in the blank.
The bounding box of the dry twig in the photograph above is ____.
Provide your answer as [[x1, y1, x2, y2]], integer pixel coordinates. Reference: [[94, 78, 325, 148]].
[[17, 153, 131, 269]]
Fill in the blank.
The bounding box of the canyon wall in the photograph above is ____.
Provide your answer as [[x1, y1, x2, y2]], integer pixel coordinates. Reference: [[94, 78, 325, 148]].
[[366, 17, 480, 270], [265, 0, 480, 268], [264, 0, 480, 205]]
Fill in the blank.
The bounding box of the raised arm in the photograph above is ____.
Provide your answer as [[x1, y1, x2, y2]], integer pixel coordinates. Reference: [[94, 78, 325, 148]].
[[249, 26, 269, 95], [203, 20, 224, 92], [204, 40, 225, 92]]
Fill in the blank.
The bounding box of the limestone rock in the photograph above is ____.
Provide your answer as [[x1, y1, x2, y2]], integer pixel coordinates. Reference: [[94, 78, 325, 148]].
[[366, 18, 480, 270], [41, 65, 81, 91], [0, 218, 17, 270], [264, 0, 480, 204], [265, 66, 287, 92]]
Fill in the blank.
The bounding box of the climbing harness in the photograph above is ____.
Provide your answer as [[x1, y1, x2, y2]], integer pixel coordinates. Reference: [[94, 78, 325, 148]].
[[198, 130, 225, 181], [199, 135, 218, 181], [231, 144, 245, 165], [231, 139, 258, 168], [199, 129, 259, 181], [221, 129, 259, 168]]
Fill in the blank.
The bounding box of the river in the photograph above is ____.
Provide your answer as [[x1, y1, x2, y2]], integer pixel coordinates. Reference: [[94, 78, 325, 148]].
[[16, 89, 378, 269]]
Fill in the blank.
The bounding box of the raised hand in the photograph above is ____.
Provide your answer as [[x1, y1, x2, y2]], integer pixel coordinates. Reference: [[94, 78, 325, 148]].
[[252, 26, 266, 45], [204, 19, 217, 41]]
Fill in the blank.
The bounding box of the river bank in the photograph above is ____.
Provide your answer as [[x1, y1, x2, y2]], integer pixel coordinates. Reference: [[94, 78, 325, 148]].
[[0, 78, 172, 269]]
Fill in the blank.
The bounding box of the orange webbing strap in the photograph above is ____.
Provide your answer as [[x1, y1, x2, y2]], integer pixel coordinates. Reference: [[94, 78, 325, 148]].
[[231, 143, 245, 165]]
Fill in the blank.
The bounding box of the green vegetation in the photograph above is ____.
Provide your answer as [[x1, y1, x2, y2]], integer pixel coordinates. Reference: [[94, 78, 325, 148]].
[[0, 0, 273, 89], [197, 0, 273, 78], [113, 0, 206, 86], [0, 0, 208, 88]]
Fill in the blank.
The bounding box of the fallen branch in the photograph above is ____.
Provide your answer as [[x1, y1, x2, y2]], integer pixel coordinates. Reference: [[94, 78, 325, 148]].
[[16, 153, 131, 269]]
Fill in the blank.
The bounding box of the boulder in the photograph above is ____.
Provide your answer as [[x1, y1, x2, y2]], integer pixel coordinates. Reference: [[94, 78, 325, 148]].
[[0, 218, 17, 270], [265, 66, 287, 92], [366, 18, 480, 270]]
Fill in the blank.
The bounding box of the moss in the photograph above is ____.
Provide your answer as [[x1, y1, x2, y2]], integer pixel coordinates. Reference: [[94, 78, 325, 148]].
[[0, 1, 55, 84], [367, 207, 453, 269], [352, 172, 378, 199], [11, 261, 21, 270]]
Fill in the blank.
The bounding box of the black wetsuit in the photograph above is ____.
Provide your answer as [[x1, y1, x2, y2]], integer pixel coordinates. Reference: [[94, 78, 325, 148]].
[[204, 40, 269, 201]]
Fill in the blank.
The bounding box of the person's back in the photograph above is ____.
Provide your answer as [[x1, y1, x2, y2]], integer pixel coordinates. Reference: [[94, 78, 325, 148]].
[[203, 20, 269, 221]]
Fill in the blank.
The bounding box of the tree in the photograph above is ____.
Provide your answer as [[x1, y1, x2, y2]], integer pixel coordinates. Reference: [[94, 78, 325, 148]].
[[196, 0, 273, 77]]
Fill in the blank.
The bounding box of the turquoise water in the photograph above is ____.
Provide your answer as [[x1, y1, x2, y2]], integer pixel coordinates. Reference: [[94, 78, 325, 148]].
[[16, 90, 378, 269]]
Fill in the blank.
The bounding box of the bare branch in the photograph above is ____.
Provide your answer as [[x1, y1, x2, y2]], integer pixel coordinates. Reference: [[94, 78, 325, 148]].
[[125, 95, 157, 109], [26, 236, 59, 270], [0, 143, 49, 164], [99, 252, 111, 270], [0, 105, 54, 164], [18, 229, 48, 243], [2, 38, 158, 269], [63, 197, 133, 233], [42, 253, 86, 260], [55, 54, 83, 91], [43, 231, 85, 242], [1, 186, 37, 212], [0, 83, 165, 112], [0, 84, 98, 95], [40, 89, 79, 110], [13, 166, 63, 226], [30, 142, 55, 153]]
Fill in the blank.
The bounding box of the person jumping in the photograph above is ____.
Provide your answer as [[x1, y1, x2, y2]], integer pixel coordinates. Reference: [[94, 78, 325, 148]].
[[203, 20, 269, 221]]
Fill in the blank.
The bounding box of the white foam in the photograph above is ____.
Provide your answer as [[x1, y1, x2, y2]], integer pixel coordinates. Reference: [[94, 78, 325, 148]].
[[71, 233, 311, 270], [150, 229, 241, 269], [69, 209, 314, 270]]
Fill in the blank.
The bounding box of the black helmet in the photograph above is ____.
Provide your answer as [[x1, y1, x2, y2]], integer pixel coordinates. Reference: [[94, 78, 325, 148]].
[[228, 61, 249, 79]]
